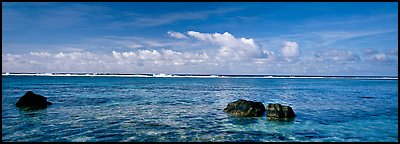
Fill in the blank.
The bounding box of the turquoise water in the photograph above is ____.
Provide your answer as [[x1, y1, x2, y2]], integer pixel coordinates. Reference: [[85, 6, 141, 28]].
[[2, 76, 398, 142]]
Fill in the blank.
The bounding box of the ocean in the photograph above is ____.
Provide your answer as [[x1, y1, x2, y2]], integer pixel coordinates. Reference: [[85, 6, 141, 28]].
[[1, 75, 398, 142]]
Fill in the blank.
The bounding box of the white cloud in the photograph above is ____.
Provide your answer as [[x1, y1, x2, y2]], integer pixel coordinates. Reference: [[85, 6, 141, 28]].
[[3, 52, 115, 73], [363, 48, 395, 62], [369, 53, 387, 61], [138, 50, 162, 60], [30, 52, 52, 57], [2, 53, 22, 63], [111, 49, 209, 66], [320, 49, 360, 62], [364, 48, 379, 55], [167, 31, 188, 39], [186, 31, 269, 61], [281, 41, 300, 58]]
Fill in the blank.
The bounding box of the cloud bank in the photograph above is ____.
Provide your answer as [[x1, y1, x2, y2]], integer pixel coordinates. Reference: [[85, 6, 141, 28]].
[[2, 31, 398, 75]]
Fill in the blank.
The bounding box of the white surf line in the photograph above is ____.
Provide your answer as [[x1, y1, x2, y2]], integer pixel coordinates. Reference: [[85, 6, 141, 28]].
[[2, 73, 398, 79]]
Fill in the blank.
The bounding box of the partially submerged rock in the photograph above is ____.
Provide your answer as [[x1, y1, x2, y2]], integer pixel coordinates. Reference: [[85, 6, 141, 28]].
[[266, 103, 296, 119], [16, 91, 52, 109], [224, 99, 266, 117]]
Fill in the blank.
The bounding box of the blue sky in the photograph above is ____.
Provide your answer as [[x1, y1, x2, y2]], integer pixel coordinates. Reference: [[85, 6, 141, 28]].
[[2, 2, 398, 76]]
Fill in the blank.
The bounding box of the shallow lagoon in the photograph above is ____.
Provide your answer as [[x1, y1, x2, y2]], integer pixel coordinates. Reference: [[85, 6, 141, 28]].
[[2, 76, 398, 142]]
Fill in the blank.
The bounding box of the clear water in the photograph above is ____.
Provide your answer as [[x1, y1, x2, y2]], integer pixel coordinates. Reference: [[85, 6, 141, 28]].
[[2, 76, 398, 142]]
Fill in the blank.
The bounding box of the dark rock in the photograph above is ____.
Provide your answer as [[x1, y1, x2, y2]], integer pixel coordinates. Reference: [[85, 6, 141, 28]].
[[223, 99, 266, 117], [16, 91, 52, 109], [266, 103, 296, 119]]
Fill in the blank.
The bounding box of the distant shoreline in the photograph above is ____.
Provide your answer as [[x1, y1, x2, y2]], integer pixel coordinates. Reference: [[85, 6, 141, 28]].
[[1, 73, 398, 80]]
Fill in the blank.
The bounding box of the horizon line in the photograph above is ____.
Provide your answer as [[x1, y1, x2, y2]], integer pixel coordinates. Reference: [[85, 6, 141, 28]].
[[1, 72, 398, 78]]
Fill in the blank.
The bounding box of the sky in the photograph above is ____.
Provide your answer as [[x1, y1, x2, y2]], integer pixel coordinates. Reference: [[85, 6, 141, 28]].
[[2, 2, 398, 76]]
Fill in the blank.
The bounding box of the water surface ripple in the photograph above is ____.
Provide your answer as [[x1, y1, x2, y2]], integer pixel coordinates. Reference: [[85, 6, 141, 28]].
[[2, 76, 398, 142]]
